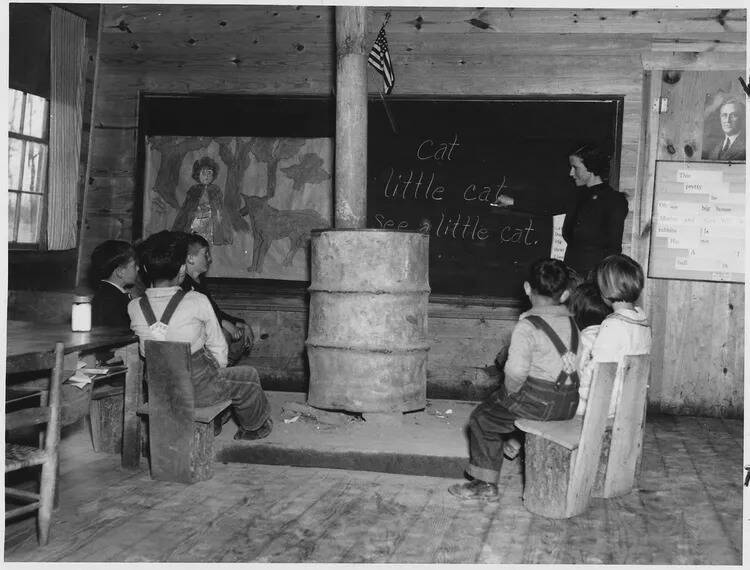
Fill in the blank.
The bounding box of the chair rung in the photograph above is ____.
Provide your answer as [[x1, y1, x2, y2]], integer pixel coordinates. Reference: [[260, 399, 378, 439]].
[[5, 502, 41, 520], [5, 407, 50, 431], [5, 487, 40, 501]]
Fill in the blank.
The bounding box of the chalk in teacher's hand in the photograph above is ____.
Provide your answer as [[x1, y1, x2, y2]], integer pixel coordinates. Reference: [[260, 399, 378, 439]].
[[492, 195, 514, 208]]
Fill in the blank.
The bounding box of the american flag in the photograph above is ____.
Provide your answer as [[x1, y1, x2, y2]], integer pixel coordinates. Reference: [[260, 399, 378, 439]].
[[368, 24, 394, 95]]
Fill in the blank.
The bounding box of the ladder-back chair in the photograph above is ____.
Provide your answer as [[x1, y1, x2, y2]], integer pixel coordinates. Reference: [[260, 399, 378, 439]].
[[5, 341, 64, 545]]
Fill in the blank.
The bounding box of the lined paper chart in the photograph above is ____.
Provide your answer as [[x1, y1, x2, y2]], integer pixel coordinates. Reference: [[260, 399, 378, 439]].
[[649, 161, 745, 283]]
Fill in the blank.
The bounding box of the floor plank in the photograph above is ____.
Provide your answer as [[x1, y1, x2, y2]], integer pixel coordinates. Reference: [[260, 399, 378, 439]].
[[4, 414, 742, 564]]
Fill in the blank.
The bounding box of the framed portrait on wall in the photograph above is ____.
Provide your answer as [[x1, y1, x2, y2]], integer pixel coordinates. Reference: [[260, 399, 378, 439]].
[[138, 96, 335, 281], [701, 91, 746, 162]]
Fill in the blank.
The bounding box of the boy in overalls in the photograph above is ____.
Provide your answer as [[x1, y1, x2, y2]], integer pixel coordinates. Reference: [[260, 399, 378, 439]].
[[449, 258, 579, 501], [128, 230, 272, 440]]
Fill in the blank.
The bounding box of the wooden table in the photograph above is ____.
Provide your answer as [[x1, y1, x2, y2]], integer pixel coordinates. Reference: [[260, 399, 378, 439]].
[[6, 320, 135, 373], [5, 320, 143, 469]]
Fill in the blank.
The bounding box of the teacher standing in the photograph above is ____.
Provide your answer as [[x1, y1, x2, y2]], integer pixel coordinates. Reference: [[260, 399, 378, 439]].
[[562, 144, 628, 277], [493, 143, 628, 278]]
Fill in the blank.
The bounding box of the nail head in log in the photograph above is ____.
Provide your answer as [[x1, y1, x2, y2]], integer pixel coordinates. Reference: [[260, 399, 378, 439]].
[[306, 229, 430, 413]]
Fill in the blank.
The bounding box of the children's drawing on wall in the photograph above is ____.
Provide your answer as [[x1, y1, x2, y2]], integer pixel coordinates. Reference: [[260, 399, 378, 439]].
[[172, 156, 231, 245], [143, 136, 333, 280], [701, 91, 746, 161]]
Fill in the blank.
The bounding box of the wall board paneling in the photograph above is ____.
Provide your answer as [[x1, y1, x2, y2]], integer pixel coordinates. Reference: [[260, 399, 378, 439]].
[[639, 70, 745, 417]]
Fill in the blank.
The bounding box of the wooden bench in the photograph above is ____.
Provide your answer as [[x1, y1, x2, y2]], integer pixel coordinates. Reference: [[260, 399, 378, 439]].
[[592, 354, 651, 498], [88, 377, 125, 454], [137, 340, 231, 484], [515, 354, 650, 518], [515, 361, 616, 519]]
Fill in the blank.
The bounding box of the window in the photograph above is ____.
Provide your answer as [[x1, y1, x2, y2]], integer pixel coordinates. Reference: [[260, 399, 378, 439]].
[[8, 87, 49, 245]]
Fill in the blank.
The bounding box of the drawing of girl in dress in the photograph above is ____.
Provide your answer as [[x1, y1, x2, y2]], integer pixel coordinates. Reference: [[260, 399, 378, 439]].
[[172, 156, 231, 245]]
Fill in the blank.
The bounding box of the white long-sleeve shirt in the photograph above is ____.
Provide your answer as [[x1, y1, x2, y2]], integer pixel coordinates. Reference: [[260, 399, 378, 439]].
[[128, 286, 228, 367], [503, 304, 579, 394], [584, 306, 651, 417]]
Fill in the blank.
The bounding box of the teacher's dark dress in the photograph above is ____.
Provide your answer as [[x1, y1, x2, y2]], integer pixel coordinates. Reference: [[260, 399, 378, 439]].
[[562, 183, 628, 276]]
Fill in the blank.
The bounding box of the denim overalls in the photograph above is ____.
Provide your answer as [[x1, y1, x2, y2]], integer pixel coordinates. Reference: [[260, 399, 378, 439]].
[[498, 315, 580, 421], [139, 290, 226, 405], [466, 314, 581, 483]]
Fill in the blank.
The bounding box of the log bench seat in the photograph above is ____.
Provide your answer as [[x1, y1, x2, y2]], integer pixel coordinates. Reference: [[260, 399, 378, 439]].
[[515, 354, 650, 518], [138, 340, 232, 484]]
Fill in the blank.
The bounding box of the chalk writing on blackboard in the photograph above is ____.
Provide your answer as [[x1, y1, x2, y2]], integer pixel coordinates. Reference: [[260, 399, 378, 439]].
[[371, 134, 539, 247], [367, 97, 621, 297]]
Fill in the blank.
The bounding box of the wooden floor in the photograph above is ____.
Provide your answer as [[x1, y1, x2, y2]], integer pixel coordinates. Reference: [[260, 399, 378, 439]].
[[4, 414, 742, 564]]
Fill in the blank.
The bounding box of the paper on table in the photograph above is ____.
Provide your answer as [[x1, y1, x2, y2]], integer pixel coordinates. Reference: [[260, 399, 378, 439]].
[[64, 363, 127, 389], [66, 370, 92, 388]]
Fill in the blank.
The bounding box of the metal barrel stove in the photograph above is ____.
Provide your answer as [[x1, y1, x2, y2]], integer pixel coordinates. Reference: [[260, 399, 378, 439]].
[[306, 229, 430, 413]]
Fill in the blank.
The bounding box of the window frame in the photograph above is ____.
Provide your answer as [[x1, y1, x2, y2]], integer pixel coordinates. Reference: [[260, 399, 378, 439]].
[[8, 88, 50, 250]]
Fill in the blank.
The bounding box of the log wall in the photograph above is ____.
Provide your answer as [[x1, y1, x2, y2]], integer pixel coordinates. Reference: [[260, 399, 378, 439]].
[[62, 6, 746, 415]]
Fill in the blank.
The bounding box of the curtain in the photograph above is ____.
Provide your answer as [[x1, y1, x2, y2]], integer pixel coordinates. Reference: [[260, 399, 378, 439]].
[[46, 7, 86, 250]]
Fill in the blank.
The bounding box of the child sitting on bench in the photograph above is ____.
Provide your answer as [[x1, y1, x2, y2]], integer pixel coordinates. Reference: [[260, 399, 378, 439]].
[[585, 254, 651, 418], [181, 232, 254, 366], [90, 239, 139, 328], [128, 230, 273, 441], [568, 281, 612, 416], [449, 258, 580, 502]]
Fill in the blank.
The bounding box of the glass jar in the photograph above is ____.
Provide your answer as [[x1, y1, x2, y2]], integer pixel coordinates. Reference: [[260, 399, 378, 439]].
[[71, 295, 92, 332]]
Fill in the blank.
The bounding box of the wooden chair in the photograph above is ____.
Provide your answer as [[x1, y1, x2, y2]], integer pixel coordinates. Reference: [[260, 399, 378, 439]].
[[592, 354, 651, 498], [514, 361, 617, 519], [137, 340, 231, 484], [5, 342, 64, 545]]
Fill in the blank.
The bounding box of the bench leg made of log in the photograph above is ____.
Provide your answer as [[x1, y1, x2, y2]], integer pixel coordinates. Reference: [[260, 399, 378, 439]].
[[148, 420, 216, 484], [189, 421, 216, 483], [522, 433, 587, 519], [88, 394, 124, 454]]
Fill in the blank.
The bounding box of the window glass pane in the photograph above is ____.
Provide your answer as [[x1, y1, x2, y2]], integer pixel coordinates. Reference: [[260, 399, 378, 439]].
[[8, 137, 24, 190], [15, 192, 42, 244], [8, 89, 24, 133], [23, 93, 48, 138], [22, 141, 47, 193], [8, 191, 19, 242]]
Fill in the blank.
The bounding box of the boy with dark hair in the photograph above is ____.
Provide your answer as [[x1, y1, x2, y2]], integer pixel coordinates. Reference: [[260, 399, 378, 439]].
[[181, 232, 254, 366], [568, 281, 612, 416], [90, 239, 138, 328], [449, 258, 580, 502], [128, 230, 272, 441]]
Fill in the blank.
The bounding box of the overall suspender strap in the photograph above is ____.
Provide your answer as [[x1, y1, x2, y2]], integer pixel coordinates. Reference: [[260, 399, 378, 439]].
[[139, 289, 187, 327], [523, 315, 580, 388], [139, 296, 158, 327], [524, 315, 571, 355], [159, 289, 186, 326]]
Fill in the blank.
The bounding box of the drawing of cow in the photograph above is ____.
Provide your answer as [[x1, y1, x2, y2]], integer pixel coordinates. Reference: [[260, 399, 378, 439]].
[[240, 194, 328, 273]]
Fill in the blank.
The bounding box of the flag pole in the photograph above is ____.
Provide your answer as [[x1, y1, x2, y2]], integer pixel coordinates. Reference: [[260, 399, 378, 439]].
[[378, 88, 398, 135]]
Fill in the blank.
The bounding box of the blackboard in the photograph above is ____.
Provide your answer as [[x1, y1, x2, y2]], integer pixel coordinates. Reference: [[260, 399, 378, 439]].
[[648, 160, 745, 283], [367, 97, 622, 298]]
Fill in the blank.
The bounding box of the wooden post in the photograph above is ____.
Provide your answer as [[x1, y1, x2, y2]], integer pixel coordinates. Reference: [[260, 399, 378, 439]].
[[121, 343, 143, 469], [334, 6, 368, 228]]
